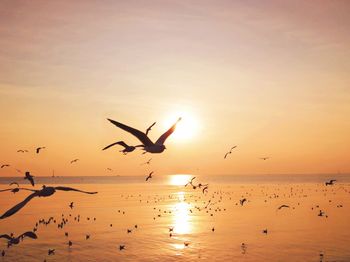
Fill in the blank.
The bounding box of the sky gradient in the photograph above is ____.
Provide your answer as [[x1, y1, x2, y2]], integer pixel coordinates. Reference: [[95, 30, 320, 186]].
[[0, 0, 349, 176]]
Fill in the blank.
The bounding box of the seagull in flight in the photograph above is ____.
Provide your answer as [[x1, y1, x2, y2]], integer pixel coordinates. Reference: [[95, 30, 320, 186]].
[[102, 141, 137, 155], [17, 150, 28, 153], [70, 159, 79, 164], [24, 171, 35, 186], [0, 185, 97, 219], [1, 164, 10, 168], [0, 231, 37, 246], [277, 205, 290, 210], [141, 158, 152, 165], [107, 117, 181, 154], [224, 146, 237, 159], [145, 171, 154, 181], [260, 157, 270, 160], [145, 122, 156, 136], [36, 147, 46, 154], [325, 179, 336, 186]]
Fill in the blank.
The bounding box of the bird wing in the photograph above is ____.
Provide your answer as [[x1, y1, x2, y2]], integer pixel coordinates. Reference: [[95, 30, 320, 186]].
[[27, 176, 35, 186], [0, 192, 38, 219], [0, 189, 13, 193], [107, 119, 154, 146], [9, 182, 19, 187], [20, 231, 38, 239], [0, 234, 12, 240], [155, 118, 181, 145], [224, 153, 229, 159], [54, 186, 97, 194], [146, 122, 157, 134], [102, 141, 129, 151]]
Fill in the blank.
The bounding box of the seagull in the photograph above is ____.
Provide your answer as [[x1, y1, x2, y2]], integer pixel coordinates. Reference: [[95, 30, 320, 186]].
[[1, 164, 10, 168], [70, 159, 79, 164], [69, 202, 74, 209], [17, 150, 28, 153], [145, 171, 154, 181], [24, 171, 35, 186], [0, 185, 97, 219], [86, 235, 90, 240], [9, 182, 19, 187], [141, 158, 152, 165], [102, 141, 137, 155], [202, 186, 209, 194], [224, 146, 237, 159], [240, 198, 247, 206], [325, 179, 336, 186], [0, 231, 37, 246], [36, 147, 46, 154], [262, 229, 268, 234], [107, 117, 181, 154], [260, 157, 269, 160], [185, 177, 196, 187], [277, 205, 290, 210], [119, 245, 125, 251], [145, 122, 156, 136], [48, 249, 55, 255]]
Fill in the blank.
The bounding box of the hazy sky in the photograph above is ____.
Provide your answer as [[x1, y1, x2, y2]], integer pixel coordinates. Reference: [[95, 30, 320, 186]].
[[0, 0, 349, 177]]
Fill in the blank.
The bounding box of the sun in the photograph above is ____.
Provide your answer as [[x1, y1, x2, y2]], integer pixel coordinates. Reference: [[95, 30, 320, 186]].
[[162, 110, 199, 141], [169, 174, 192, 186]]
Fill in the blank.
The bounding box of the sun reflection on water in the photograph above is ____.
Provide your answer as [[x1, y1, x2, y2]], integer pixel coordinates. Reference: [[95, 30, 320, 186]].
[[172, 192, 192, 235]]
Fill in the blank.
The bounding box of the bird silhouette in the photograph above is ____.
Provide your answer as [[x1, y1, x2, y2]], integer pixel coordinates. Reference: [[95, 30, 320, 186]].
[[0, 185, 97, 219], [24, 171, 35, 186], [145, 171, 154, 181], [48, 249, 55, 255], [102, 141, 137, 155], [70, 159, 79, 164], [240, 198, 247, 206], [277, 205, 290, 210], [1, 164, 10, 168], [325, 179, 336, 186], [9, 182, 19, 187], [36, 147, 46, 154], [119, 245, 125, 250], [107, 117, 181, 154], [224, 146, 237, 159], [145, 122, 156, 135], [0, 231, 37, 246], [141, 158, 152, 165], [69, 202, 74, 209], [260, 157, 270, 160]]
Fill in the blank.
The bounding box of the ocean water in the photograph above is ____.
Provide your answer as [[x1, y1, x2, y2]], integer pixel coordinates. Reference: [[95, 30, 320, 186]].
[[0, 175, 349, 261]]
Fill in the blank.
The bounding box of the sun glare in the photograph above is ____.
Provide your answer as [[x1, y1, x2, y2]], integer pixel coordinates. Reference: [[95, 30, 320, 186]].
[[162, 111, 199, 141], [169, 174, 192, 186]]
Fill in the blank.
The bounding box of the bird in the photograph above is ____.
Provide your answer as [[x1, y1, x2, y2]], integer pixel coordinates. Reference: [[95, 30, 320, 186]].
[[107, 117, 181, 154], [0, 185, 97, 219], [224, 146, 237, 159], [70, 159, 79, 164], [102, 141, 137, 155], [277, 205, 290, 210], [145, 122, 156, 135], [68, 240, 73, 247], [24, 171, 35, 186], [119, 245, 125, 251], [202, 186, 209, 194], [262, 229, 268, 234], [145, 171, 154, 182], [141, 158, 152, 165], [260, 157, 269, 160], [0, 231, 37, 246], [36, 147, 46, 154], [86, 235, 90, 240], [1, 164, 10, 168], [17, 150, 28, 153], [69, 202, 74, 209], [185, 177, 196, 187], [240, 198, 247, 206], [9, 182, 19, 187], [48, 249, 55, 255], [325, 179, 336, 186]]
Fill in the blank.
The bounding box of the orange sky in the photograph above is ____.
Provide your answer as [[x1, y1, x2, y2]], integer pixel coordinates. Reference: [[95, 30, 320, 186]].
[[0, 0, 349, 177]]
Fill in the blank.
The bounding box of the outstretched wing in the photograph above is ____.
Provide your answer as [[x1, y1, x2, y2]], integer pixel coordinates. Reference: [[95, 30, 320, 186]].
[[102, 141, 129, 151], [20, 231, 38, 239], [0, 192, 38, 219], [0, 234, 12, 240], [155, 117, 181, 145], [54, 186, 97, 194], [107, 119, 154, 146], [0, 189, 13, 193], [146, 122, 156, 135]]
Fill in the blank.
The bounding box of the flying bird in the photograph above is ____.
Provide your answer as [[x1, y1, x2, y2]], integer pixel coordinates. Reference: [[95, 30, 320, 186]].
[[69, 202, 74, 209], [48, 249, 55, 255], [277, 205, 290, 210], [240, 198, 247, 206], [70, 159, 79, 164], [202, 186, 209, 194], [9, 182, 19, 187], [224, 146, 237, 159], [107, 117, 181, 154], [145, 172, 154, 182], [36, 147, 46, 154], [141, 158, 152, 165], [325, 179, 336, 186], [1, 164, 10, 168], [0, 231, 37, 246], [102, 141, 137, 155], [145, 122, 156, 135], [260, 157, 270, 160], [0, 185, 97, 219], [185, 177, 196, 187], [24, 171, 35, 186]]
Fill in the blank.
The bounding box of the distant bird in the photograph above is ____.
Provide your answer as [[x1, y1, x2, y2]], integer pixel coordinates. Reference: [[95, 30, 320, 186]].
[[1, 164, 10, 168], [70, 159, 79, 164], [119, 245, 125, 251], [260, 157, 269, 161], [145, 171, 154, 182], [145, 122, 156, 135], [107, 168, 113, 171], [141, 158, 152, 165], [69, 202, 74, 209], [277, 205, 290, 210], [102, 141, 137, 155], [0, 231, 37, 246], [68, 240, 73, 247], [262, 229, 268, 234], [185, 177, 196, 187], [184, 242, 190, 247], [325, 179, 336, 186], [9, 182, 19, 187], [0, 185, 97, 219], [240, 198, 247, 206], [24, 171, 35, 186], [48, 249, 55, 255], [86, 235, 90, 240], [224, 146, 237, 159], [36, 147, 46, 154], [17, 150, 28, 153], [107, 117, 181, 154], [202, 186, 209, 194]]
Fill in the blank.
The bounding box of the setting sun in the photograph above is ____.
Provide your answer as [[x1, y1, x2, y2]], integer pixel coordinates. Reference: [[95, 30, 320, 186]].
[[162, 111, 199, 141], [169, 174, 192, 186]]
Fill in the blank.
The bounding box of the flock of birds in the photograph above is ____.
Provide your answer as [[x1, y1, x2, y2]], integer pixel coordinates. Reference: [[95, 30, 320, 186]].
[[0, 117, 345, 261]]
